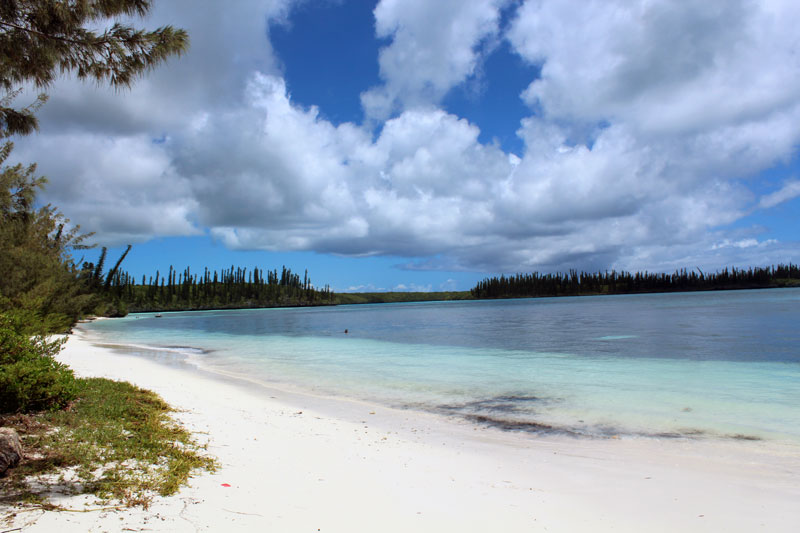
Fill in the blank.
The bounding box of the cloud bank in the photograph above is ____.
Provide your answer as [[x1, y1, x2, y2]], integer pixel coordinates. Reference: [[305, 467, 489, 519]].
[[12, 0, 800, 274]]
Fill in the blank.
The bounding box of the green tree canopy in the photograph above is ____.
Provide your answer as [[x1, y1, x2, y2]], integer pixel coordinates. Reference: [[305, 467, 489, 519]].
[[0, 0, 188, 331], [0, 141, 96, 332], [0, 0, 189, 135]]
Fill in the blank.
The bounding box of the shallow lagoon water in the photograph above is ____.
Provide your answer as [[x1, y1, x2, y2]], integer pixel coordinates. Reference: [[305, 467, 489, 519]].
[[84, 288, 800, 443]]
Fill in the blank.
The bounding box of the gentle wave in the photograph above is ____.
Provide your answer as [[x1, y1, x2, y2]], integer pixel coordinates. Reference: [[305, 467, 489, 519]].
[[91, 340, 210, 358]]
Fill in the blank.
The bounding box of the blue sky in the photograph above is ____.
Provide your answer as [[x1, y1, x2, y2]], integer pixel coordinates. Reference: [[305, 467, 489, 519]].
[[13, 0, 800, 292]]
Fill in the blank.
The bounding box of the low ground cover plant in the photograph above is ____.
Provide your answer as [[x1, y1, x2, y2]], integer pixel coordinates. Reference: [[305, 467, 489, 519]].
[[1, 376, 216, 508]]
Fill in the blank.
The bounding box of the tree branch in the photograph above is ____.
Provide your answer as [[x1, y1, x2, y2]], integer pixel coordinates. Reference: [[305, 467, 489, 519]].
[[0, 20, 109, 47]]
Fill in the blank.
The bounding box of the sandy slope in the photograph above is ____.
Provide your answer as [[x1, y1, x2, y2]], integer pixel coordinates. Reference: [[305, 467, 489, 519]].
[[2, 330, 799, 532]]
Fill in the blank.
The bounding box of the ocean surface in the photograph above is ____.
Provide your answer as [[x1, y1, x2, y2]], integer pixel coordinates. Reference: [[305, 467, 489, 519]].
[[82, 288, 800, 443]]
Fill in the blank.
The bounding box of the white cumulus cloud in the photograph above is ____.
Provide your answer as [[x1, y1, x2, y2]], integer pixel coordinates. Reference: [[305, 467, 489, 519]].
[[362, 0, 509, 119], [9, 0, 800, 277]]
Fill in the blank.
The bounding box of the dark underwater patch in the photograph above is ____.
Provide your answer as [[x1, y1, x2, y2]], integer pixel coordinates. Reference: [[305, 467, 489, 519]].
[[726, 433, 762, 441], [439, 394, 550, 415], [462, 414, 578, 436]]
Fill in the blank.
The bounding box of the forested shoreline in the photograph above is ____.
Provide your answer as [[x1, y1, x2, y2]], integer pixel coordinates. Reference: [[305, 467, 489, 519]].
[[470, 264, 800, 299], [92, 261, 800, 314], [97, 254, 335, 314]]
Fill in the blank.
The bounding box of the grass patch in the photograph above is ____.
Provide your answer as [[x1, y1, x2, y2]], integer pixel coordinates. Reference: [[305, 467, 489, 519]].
[[0, 377, 216, 509]]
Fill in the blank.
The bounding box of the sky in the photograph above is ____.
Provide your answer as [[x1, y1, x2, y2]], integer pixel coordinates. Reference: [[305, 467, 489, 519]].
[[10, 0, 800, 292]]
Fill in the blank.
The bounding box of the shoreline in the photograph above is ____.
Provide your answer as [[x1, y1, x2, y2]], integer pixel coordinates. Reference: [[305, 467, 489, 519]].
[[79, 311, 800, 446], [3, 332, 799, 532], [120, 283, 800, 312], [87, 330, 800, 445]]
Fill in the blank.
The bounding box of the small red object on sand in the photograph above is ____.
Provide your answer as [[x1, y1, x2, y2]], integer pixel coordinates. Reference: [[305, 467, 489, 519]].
[[221, 483, 231, 487]]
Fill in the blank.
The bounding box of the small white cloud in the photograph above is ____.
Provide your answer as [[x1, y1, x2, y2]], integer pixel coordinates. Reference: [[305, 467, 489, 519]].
[[393, 283, 432, 292], [711, 238, 778, 250], [758, 180, 800, 209], [439, 278, 458, 291]]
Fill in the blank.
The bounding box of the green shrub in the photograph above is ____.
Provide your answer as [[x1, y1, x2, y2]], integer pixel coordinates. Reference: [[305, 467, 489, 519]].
[[0, 314, 77, 413]]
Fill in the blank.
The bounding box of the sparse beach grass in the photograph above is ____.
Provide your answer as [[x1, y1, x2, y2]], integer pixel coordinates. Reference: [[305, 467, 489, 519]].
[[0, 377, 216, 509]]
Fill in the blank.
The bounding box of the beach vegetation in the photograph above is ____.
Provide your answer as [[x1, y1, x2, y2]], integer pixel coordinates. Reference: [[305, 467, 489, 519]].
[[0, 0, 189, 328], [0, 314, 76, 413], [0, 377, 216, 508], [0, 0, 214, 510], [0, 143, 102, 333]]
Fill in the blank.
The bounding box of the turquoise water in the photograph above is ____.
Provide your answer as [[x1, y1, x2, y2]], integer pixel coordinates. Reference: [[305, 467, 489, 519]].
[[83, 289, 800, 442]]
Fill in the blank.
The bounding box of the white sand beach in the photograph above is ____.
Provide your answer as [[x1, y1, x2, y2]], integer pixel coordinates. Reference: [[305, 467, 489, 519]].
[[3, 330, 799, 532]]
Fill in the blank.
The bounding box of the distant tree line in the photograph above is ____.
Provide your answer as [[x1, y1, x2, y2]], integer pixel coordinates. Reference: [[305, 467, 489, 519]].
[[88, 254, 335, 313], [471, 264, 800, 299]]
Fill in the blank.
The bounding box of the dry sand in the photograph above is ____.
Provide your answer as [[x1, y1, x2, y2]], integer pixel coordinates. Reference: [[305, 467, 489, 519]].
[[2, 330, 799, 532]]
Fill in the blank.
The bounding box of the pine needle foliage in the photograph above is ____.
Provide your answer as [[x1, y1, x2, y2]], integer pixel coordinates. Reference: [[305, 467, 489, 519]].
[[0, 313, 76, 413], [0, 141, 98, 332], [0, 0, 189, 134]]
